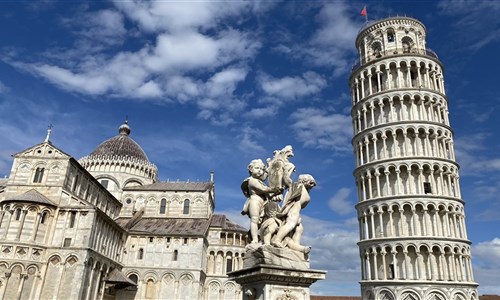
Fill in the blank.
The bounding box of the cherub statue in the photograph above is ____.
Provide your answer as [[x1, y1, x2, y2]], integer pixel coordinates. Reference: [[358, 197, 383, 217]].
[[271, 174, 316, 253], [241, 159, 280, 244]]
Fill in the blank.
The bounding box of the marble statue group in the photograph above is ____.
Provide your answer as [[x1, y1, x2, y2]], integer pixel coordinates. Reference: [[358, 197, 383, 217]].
[[241, 145, 316, 254]]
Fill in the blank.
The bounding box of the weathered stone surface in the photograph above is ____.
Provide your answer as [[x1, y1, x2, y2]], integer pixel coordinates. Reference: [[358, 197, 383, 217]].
[[243, 244, 309, 269], [229, 264, 326, 300]]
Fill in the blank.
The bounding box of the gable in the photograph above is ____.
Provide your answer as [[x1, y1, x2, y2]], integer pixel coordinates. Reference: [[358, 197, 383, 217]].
[[14, 142, 71, 160]]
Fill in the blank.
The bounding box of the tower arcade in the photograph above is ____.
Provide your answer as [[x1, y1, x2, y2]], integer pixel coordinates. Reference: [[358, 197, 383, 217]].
[[349, 17, 478, 300]]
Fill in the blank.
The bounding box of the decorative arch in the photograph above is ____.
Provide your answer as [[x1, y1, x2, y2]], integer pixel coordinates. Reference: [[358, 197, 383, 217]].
[[379, 289, 395, 300], [95, 175, 120, 190], [427, 291, 446, 300], [400, 290, 420, 300], [123, 178, 144, 187]]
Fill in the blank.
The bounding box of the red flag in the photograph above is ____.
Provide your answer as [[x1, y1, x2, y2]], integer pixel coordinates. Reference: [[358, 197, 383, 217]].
[[361, 6, 367, 17]]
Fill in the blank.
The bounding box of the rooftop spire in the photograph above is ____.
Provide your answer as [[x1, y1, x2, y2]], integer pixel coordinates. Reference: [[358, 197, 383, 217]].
[[119, 119, 131, 136], [44, 124, 53, 143]]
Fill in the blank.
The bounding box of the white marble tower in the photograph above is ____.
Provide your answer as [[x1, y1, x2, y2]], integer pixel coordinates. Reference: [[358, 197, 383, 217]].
[[349, 17, 478, 300]]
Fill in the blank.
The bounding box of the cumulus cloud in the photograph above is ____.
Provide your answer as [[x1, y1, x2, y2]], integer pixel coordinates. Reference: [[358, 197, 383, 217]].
[[113, 1, 250, 33], [259, 71, 327, 100], [6, 1, 262, 126], [328, 188, 354, 215], [472, 238, 500, 294], [282, 2, 361, 76], [290, 107, 352, 152]]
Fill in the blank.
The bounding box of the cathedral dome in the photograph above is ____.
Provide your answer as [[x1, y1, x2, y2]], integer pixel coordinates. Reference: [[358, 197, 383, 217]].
[[90, 121, 149, 163]]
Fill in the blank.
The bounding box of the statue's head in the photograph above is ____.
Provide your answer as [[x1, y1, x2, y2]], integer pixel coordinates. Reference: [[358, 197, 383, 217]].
[[281, 145, 294, 159], [248, 159, 266, 178], [298, 174, 316, 189]]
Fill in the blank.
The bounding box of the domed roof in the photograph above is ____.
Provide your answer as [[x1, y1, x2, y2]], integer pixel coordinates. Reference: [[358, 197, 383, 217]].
[[90, 121, 150, 163]]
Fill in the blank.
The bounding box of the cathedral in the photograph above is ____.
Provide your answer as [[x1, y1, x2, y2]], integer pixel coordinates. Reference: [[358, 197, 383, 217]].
[[0, 121, 247, 299]]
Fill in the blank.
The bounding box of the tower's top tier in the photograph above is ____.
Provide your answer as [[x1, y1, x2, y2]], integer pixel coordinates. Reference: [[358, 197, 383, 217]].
[[355, 17, 431, 68]]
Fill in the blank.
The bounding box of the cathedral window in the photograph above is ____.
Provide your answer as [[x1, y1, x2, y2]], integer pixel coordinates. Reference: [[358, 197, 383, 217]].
[[69, 211, 77, 228], [149, 237, 154, 243], [33, 167, 45, 183], [145, 279, 155, 299], [100, 179, 109, 189], [226, 257, 233, 273], [40, 212, 48, 224], [15, 208, 21, 220], [160, 198, 166, 214], [138, 248, 144, 260], [128, 274, 138, 284], [63, 238, 72, 247], [173, 250, 178, 261], [183, 238, 188, 245], [183, 199, 190, 215]]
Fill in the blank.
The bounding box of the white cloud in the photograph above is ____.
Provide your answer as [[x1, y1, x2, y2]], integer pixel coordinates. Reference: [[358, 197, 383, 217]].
[[238, 126, 265, 154], [8, 1, 262, 127], [78, 9, 126, 45], [290, 107, 352, 152], [113, 1, 250, 33], [29, 64, 112, 95], [245, 106, 278, 119], [206, 67, 248, 98], [437, 0, 500, 51], [472, 237, 500, 294], [259, 71, 327, 100], [290, 2, 362, 76], [328, 188, 354, 215]]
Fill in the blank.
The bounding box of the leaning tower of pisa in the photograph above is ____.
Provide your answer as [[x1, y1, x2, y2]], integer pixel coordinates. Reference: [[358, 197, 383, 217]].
[[349, 17, 478, 300]]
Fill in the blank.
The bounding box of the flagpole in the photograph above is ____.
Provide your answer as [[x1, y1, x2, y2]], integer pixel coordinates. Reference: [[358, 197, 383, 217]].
[[361, 5, 368, 24]]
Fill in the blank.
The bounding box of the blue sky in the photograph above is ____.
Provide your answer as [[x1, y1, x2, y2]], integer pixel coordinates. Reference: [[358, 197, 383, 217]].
[[0, 0, 499, 296]]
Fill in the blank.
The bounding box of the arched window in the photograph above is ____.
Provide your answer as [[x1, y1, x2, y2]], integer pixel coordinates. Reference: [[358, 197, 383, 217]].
[[138, 248, 144, 260], [15, 208, 21, 220], [173, 250, 178, 261], [128, 274, 138, 284], [160, 198, 166, 214], [40, 212, 48, 224], [371, 41, 382, 57], [226, 257, 233, 273], [387, 29, 395, 43], [145, 279, 155, 299], [402, 36, 414, 53], [183, 199, 190, 215], [100, 179, 109, 189], [33, 167, 45, 183]]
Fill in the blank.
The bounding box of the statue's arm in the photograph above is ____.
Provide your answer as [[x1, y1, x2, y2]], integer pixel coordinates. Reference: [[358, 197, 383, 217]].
[[248, 178, 277, 194]]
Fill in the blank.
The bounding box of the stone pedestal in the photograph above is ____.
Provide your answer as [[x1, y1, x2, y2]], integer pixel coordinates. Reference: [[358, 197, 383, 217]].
[[229, 245, 326, 300], [230, 264, 326, 300]]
